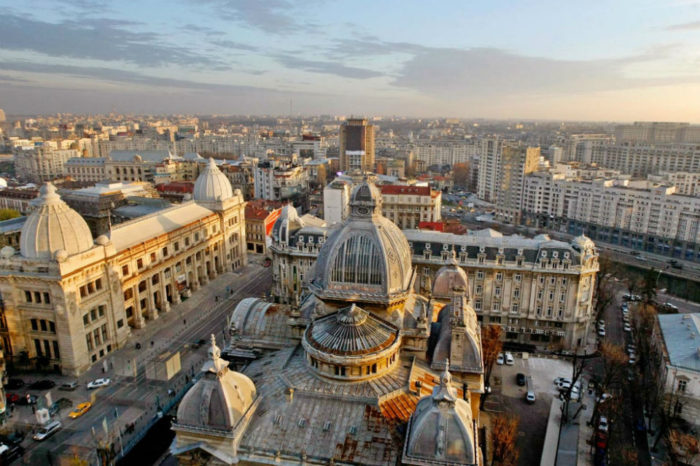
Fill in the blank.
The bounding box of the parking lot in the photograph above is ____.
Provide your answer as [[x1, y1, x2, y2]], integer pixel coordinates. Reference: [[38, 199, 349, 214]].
[[490, 355, 573, 465]]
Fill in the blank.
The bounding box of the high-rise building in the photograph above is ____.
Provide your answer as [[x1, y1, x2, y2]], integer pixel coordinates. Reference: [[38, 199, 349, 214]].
[[494, 145, 540, 224], [339, 118, 375, 172]]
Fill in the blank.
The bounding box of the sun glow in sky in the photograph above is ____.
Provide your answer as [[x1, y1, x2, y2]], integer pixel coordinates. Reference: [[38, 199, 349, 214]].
[[2, 0, 700, 120]]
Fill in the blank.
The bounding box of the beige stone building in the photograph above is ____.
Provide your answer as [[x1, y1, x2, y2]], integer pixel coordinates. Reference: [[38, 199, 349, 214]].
[[270, 219, 599, 350], [380, 184, 442, 229], [172, 181, 484, 465], [14, 148, 79, 183], [0, 158, 246, 375]]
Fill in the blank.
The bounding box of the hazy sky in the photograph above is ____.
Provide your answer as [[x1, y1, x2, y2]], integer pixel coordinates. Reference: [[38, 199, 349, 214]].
[[2, 0, 700, 121]]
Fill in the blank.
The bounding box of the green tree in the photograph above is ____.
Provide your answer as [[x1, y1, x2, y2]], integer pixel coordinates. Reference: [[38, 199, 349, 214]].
[[0, 208, 20, 221]]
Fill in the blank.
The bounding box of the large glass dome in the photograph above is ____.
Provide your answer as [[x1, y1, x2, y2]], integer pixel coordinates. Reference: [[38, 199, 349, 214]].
[[309, 181, 413, 306]]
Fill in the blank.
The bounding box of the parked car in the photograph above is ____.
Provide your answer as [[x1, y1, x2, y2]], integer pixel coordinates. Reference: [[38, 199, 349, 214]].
[[526, 376, 536, 404], [628, 355, 637, 365], [554, 377, 571, 387], [29, 380, 56, 390], [59, 381, 78, 391], [598, 416, 609, 433], [0, 443, 25, 462], [623, 323, 632, 332], [5, 379, 24, 390], [0, 431, 25, 446], [516, 373, 526, 386], [33, 421, 61, 441], [596, 393, 613, 403], [597, 328, 606, 337], [49, 398, 73, 416], [597, 319, 605, 328], [505, 352, 514, 365], [68, 402, 92, 419], [87, 378, 111, 390], [496, 353, 504, 365]]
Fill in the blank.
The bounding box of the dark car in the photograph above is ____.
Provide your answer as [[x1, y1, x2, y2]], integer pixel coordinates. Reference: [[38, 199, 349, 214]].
[[29, 379, 56, 390], [516, 373, 526, 386], [0, 431, 25, 446], [0, 443, 25, 463], [5, 379, 24, 390], [5, 393, 20, 404], [49, 398, 73, 416]]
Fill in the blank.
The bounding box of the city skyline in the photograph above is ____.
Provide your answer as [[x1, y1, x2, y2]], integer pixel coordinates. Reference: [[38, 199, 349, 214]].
[[1, 1, 700, 121]]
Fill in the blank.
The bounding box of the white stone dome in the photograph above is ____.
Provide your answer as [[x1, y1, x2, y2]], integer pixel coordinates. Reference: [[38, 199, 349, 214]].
[[403, 362, 477, 465], [432, 253, 469, 301], [176, 335, 257, 431], [193, 158, 234, 203], [309, 181, 413, 306], [20, 183, 94, 260]]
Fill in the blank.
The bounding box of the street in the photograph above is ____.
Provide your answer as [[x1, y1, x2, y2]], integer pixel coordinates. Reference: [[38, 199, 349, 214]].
[[7, 264, 272, 465]]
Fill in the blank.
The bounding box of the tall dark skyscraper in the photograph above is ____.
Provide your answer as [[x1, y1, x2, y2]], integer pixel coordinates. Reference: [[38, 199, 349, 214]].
[[339, 118, 375, 172]]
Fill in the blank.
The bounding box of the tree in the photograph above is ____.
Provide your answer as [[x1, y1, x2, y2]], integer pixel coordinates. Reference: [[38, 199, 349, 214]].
[[594, 254, 618, 321], [668, 429, 700, 465], [590, 342, 628, 425], [481, 324, 503, 388], [641, 267, 658, 304], [490, 413, 519, 466], [452, 162, 470, 188], [0, 208, 20, 221], [560, 350, 587, 424]]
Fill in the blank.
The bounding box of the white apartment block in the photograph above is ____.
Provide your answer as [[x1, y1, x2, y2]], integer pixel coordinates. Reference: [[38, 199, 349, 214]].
[[414, 141, 476, 167], [323, 179, 352, 225], [476, 137, 504, 202], [598, 143, 700, 176], [14, 148, 79, 183], [253, 161, 308, 201], [522, 172, 700, 260]]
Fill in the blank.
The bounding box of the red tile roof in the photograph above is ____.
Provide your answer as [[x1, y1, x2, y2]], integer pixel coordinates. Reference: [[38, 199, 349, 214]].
[[380, 185, 430, 196]]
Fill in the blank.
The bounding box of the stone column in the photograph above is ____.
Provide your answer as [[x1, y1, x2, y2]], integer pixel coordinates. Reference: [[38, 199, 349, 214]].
[[160, 273, 171, 313], [132, 285, 146, 329], [146, 280, 158, 321], [171, 269, 181, 304]]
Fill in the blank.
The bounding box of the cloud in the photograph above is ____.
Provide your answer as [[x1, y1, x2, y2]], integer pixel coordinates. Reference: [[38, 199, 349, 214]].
[[183, 24, 225, 35], [0, 14, 226, 68], [392, 46, 700, 97], [325, 38, 424, 59], [201, 0, 301, 34], [666, 20, 700, 30], [211, 40, 259, 52], [0, 61, 268, 93], [273, 54, 383, 79]]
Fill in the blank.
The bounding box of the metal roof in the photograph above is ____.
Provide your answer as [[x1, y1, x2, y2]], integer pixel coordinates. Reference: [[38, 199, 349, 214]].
[[658, 313, 700, 372]]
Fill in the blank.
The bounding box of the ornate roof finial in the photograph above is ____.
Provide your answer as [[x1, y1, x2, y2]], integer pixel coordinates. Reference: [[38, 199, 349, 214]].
[[441, 358, 452, 386]]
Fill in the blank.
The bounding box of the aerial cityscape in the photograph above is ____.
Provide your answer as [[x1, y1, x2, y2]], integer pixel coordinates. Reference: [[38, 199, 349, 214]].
[[1, 1, 700, 466]]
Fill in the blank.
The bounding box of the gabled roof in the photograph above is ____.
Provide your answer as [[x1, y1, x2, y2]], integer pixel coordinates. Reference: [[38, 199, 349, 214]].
[[658, 313, 700, 372]]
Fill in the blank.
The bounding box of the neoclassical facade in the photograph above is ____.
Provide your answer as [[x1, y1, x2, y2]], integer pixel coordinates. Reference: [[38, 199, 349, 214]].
[[172, 181, 484, 465], [271, 216, 599, 350], [0, 158, 246, 375]]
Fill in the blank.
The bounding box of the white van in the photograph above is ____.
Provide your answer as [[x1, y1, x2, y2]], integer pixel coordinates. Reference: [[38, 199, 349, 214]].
[[33, 421, 61, 441], [525, 376, 536, 404]]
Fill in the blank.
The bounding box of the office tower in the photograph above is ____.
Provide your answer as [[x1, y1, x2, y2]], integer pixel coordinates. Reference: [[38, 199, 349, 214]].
[[339, 118, 375, 172]]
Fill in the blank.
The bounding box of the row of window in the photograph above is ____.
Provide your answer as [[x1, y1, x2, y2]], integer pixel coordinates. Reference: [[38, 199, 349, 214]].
[[24, 290, 51, 305], [83, 305, 106, 326], [85, 323, 109, 351], [30, 319, 56, 333], [79, 278, 103, 298], [34, 338, 59, 360]]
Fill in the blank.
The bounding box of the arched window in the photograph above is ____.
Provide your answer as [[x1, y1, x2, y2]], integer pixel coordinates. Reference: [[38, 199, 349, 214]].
[[331, 235, 383, 285]]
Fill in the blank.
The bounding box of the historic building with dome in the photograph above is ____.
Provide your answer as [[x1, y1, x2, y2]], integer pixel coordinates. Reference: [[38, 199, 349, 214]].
[[270, 194, 599, 351], [172, 181, 484, 465], [0, 158, 246, 375]]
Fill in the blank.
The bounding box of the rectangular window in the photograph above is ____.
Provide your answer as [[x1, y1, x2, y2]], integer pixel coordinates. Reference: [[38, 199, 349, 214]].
[[43, 340, 51, 358], [476, 271, 484, 280], [137, 258, 143, 269], [162, 247, 168, 257], [496, 273, 503, 282], [101, 324, 108, 342], [31, 319, 38, 331], [117, 319, 124, 328], [94, 329, 101, 346], [49, 321, 55, 333], [513, 288, 520, 298], [34, 339, 42, 356], [122, 264, 129, 276], [53, 341, 60, 359], [90, 309, 96, 321], [86, 334, 93, 351], [185, 237, 190, 247], [95, 278, 102, 290], [124, 289, 133, 300], [98, 305, 105, 318], [514, 274, 521, 282], [150, 252, 156, 262], [83, 314, 89, 326], [174, 242, 179, 252], [43, 292, 50, 304], [511, 303, 519, 313], [678, 380, 687, 393], [495, 287, 501, 297], [475, 299, 482, 311], [34, 291, 41, 303], [40, 320, 47, 332], [25, 290, 32, 302]]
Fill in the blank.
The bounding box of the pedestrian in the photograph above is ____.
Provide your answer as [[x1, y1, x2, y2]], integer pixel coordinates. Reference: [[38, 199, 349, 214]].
[[183, 319, 187, 325], [151, 340, 154, 347]]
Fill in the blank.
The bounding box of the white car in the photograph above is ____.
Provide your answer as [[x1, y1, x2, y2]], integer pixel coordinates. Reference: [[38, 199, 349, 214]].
[[496, 353, 504, 365], [505, 352, 514, 365], [628, 355, 637, 365], [598, 416, 609, 433], [87, 378, 111, 390], [623, 323, 632, 332], [596, 393, 613, 403], [33, 421, 62, 441], [597, 328, 606, 337], [554, 377, 571, 387], [597, 319, 605, 328]]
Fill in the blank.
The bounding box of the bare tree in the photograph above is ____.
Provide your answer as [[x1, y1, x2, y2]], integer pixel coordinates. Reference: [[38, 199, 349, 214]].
[[590, 342, 628, 425], [560, 350, 587, 424], [480, 324, 503, 408], [490, 413, 520, 466], [669, 429, 700, 465]]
